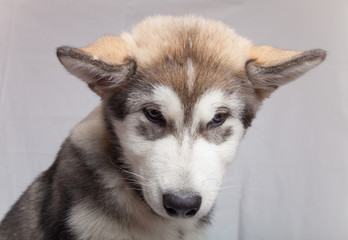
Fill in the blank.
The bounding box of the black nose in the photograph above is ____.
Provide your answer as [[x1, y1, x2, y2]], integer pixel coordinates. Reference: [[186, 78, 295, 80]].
[[163, 192, 202, 218]]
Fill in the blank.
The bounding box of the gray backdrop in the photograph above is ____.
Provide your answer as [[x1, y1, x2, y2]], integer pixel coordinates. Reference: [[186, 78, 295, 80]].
[[1, 0, 347, 239]]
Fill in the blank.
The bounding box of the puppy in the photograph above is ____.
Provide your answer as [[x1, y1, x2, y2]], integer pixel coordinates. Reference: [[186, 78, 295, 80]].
[[0, 15, 325, 240]]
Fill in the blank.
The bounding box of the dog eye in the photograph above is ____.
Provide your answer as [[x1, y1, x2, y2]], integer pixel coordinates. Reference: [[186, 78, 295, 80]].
[[144, 109, 165, 124], [207, 113, 227, 129]]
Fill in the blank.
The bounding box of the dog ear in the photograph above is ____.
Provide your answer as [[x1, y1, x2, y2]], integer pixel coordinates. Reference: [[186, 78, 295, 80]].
[[245, 46, 326, 99], [56, 36, 135, 96]]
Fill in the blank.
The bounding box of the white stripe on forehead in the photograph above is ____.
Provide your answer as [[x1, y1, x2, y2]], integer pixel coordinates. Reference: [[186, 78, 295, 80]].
[[152, 85, 184, 123], [187, 58, 195, 93]]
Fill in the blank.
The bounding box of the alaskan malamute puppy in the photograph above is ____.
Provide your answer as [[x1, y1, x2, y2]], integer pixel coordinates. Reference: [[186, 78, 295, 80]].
[[0, 15, 325, 240]]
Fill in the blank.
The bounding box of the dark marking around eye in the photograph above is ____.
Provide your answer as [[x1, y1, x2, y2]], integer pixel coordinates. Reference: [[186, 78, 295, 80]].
[[211, 126, 233, 144], [221, 127, 233, 140], [136, 122, 165, 141], [136, 120, 176, 141], [198, 123, 233, 145]]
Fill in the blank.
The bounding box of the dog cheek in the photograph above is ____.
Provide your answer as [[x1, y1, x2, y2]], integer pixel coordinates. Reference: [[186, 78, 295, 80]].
[[113, 117, 149, 154]]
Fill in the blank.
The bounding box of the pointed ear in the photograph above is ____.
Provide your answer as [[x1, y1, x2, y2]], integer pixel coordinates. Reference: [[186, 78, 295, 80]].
[[56, 36, 136, 96], [245, 46, 326, 99]]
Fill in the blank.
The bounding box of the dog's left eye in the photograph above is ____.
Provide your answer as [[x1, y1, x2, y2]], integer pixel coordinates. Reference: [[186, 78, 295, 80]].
[[207, 113, 227, 129], [144, 109, 165, 124]]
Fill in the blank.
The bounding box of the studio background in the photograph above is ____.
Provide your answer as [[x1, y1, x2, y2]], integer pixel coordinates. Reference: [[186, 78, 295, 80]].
[[0, 0, 347, 239]]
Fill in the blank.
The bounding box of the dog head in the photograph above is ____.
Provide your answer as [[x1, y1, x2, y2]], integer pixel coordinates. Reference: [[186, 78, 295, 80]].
[[57, 16, 325, 220]]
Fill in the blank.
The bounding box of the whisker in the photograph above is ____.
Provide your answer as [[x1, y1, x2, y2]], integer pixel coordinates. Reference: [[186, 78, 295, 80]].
[[220, 186, 263, 191], [222, 176, 242, 182], [205, 185, 263, 192], [108, 159, 149, 181]]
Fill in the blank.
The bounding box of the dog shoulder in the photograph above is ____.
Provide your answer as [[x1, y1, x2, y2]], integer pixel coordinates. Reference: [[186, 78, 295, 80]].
[[0, 171, 54, 239]]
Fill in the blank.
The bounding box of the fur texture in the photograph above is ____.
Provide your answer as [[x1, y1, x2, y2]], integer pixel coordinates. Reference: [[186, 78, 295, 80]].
[[0, 15, 325, 240]]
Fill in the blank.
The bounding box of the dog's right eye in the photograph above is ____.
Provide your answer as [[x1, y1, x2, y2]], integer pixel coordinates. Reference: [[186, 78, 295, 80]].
[[144, 109, 165, 124]]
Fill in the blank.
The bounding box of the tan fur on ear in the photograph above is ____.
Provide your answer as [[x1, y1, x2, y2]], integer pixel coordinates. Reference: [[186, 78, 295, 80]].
[[248, 46, 300, 67], [57, 36, 135, 97], [246, 46, 326, 99], [80, 36, 128, 65]]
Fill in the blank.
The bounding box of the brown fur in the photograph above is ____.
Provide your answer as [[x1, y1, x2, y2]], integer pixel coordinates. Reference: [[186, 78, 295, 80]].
[[248, 45, 300, 66], [80, 36, 129, 65]]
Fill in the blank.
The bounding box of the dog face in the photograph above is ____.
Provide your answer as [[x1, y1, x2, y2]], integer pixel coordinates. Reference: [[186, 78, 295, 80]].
[[108, 84, 248, 219], [57, 16, 325, 220]]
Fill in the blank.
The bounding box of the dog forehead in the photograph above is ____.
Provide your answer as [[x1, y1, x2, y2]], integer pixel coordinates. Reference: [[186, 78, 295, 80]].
[[133, 56, 247, 119], [115, 16, 258, 124], [122, 15, 252, 104]]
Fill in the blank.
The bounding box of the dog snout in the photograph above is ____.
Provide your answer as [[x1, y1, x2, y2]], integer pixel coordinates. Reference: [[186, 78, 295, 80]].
[[162, 192, 202, 218]]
